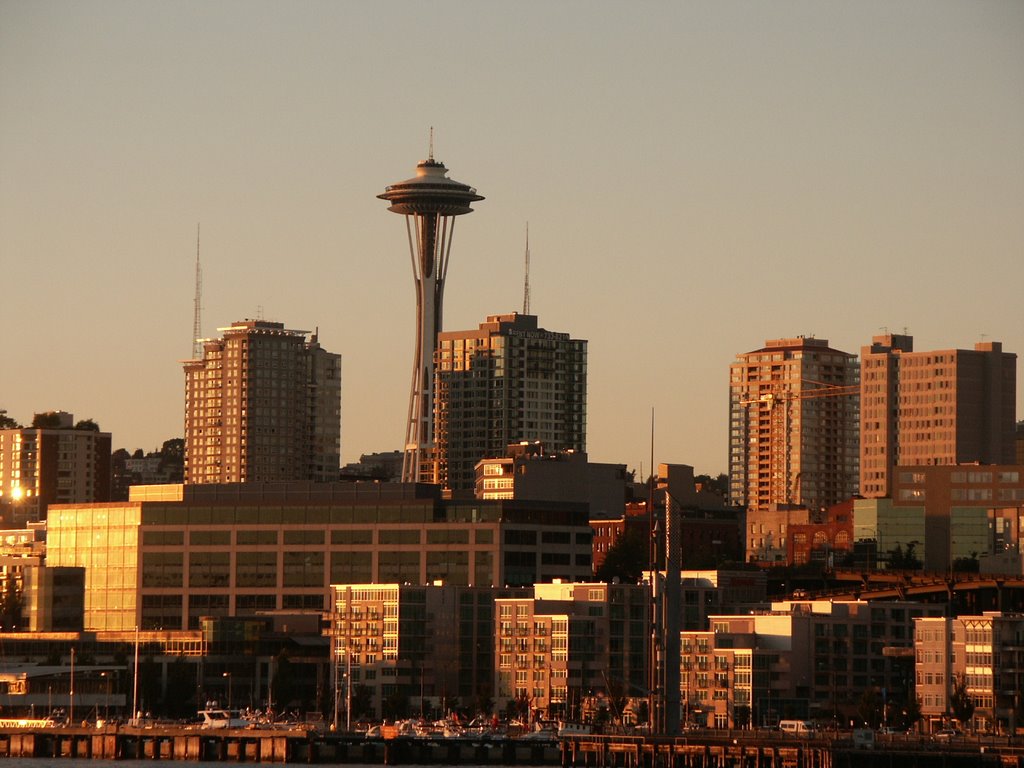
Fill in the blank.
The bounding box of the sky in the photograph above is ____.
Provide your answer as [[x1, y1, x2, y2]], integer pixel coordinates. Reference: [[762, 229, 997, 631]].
[[1, 1, 1022, 478]]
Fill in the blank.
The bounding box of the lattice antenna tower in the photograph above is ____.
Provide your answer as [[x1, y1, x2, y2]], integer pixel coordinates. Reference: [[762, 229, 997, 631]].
[[192, 224, 203, 359], [523, 223, 532, 315]]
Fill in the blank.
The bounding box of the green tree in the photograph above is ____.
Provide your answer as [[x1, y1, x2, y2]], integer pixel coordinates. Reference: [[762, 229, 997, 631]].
[[596, 527, 649, 584], [888, 542, 922, 570], [383, 689, 410, 720], [161, 438, 184, 459], [163, 657, 197, 718], [32, 412, 63, 428], [271, 651, 298, 710], [0, 411, 20, 429], [857, 687, 883, 728], [951, 554, 980, 573], [949, 674, 975, 727], [350, 684, 373, 719], [137, 657, 163, 715], [472, 685, 494, 717], [895, 695, 923, 730], [160, 439, 185, 482], [694, 473, 729, 497]]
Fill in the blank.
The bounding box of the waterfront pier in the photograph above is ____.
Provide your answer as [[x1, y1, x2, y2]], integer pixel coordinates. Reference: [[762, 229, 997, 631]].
[[0, 725, 1022, 768]]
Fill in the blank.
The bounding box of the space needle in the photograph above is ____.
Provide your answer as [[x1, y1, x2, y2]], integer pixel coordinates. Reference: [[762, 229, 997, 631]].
[[379, 141, 483, 484]]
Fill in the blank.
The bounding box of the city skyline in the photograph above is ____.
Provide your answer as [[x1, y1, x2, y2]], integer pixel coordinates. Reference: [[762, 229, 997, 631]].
[[2, 2, 1021, 477]]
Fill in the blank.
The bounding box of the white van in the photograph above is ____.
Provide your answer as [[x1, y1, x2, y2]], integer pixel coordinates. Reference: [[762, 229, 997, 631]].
[[779, 720, 815, 736]]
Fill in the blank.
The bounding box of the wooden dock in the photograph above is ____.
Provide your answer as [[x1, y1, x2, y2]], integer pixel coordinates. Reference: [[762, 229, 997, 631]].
[[0, 725, 1021, 768]]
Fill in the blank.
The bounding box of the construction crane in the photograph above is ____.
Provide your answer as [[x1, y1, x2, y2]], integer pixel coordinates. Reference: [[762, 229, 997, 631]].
[[738, 380, 859, 508]]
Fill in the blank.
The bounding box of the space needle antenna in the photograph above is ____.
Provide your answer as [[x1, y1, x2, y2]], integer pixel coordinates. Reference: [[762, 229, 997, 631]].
[[192, 223, 203, 359], [522, 223, 531, 315], [379, 143, 484, 484]]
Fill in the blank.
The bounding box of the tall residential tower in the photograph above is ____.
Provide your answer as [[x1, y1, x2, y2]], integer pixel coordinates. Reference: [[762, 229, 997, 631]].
[[379, 151, 483, 484], [729, 337, 859, 514], [0, 411, 111, 525], [436, 313, 587, 494], [183, 320, 341, 484], [860, 334, 1017, 497]]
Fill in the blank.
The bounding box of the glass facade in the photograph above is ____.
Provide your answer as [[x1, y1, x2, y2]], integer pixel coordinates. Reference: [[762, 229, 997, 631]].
[[47, 505, 140, 631], [46, 486, 591, 631]]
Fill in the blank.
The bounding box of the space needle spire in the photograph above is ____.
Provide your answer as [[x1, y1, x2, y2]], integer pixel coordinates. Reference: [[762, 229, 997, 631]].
[[378, 140, 484, 484]]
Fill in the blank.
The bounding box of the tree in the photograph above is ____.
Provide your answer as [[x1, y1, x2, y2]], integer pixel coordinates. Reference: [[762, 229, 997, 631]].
[[0, 411, 20, 429], [271, 651, 298, 710], [163, 656, 197, 719], [350, 684, 373, 719], [383, 689, 410, 720], [32, 412, 63, 428], [951, 554, 980, 573], [888, 542, 922, 570], [161, 438, 184, 460], [949, 674, 975, 727], [138, 657, 163, 715], [596, 527, 649, 584], [74, 419, 100, 431], [896, 695, 923, 730], [472, 685, 494, 717], [160, 439, 185, 481], [857, 687, 883, 728], [694, 473, 729, 497]]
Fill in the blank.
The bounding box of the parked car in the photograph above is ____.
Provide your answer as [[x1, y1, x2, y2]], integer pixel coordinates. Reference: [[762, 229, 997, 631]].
[[932, 729, 960, 741]]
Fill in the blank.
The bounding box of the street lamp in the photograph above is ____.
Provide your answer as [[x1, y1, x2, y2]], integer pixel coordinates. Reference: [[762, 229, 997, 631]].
[[223, 672, 232, 711]]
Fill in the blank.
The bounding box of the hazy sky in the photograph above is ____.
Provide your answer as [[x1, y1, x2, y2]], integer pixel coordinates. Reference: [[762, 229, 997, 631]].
[[2, 1, 1022, 477]]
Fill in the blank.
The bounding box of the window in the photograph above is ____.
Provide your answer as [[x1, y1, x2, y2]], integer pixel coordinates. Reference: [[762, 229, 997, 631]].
[[189, 552, 230, 587], [236, 551, 277, 587], [282, 551, 324, 587]]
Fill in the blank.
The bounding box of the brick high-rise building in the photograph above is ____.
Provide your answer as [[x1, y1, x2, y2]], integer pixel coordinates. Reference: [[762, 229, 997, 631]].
[[436, 313, 587, 494], [860, 335, 1017, 497], [728, 337, 859, 514], [183, 320, 341, 484], [0, 411, 111, 525]]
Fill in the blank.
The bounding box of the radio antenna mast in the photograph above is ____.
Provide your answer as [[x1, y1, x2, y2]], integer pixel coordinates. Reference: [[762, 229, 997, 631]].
[[192, 224, 203, 359], [522, 223, 531, 315]]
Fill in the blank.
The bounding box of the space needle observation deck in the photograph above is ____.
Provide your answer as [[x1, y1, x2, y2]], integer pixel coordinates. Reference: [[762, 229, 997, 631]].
[[378, 151, 483, 485]]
